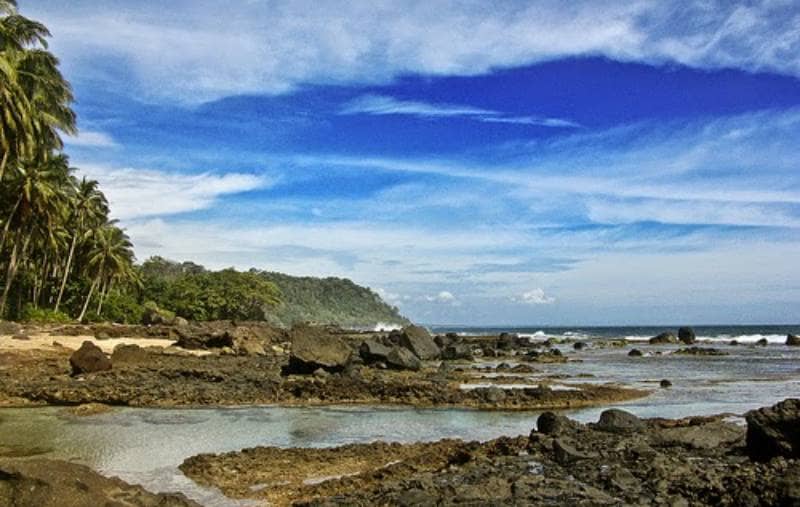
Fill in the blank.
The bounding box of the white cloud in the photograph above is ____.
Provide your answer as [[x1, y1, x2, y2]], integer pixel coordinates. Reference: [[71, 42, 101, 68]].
[[77, 165, 270, 220], [64, 130, 118, 148], [340, 94, 580, 128], [514, 288, 556, 305], [26, 1, 800, 103]]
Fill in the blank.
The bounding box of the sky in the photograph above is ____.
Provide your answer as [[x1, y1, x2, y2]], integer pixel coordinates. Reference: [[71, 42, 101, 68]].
[[22, 0, 800, 326]]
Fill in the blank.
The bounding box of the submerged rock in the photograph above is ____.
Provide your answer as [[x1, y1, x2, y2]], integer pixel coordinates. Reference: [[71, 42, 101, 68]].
[[755, 337, 769, 347], [746, 398, 800, 461], [660, 379, 672, 388], [69, 341, 111, 375], [678, 327, 696, 344], [628, 349, 643, 357]]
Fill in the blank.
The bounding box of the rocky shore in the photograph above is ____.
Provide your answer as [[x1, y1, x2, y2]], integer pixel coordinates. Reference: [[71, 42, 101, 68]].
[[180, 399, 800, 506], [0, 321, 646, 410]]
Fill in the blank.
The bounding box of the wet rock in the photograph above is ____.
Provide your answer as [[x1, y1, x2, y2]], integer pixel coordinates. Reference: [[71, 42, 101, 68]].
[[674, 347, 728, 356], [729, 339, 740, 346], [573, 341, 588, 350], [69, 341, 111, 375], [0, 458, 199, 507], [649, 332, 678, 345], [787, 334, 800, 346], [660, 379, 672, 388], [745, 398, 800, 461], [594, 409, 645, 434], [756, 338, 769, 346], [628, 348, 643, 357], [497, 332, 519, 350], [386, 346, 422, 371], [536, 411, 583, 435], [285, 324, 353, 374], [396, 325, 440, 360], [111, 344, 148, 363], [510, 364, 536, 374], [678, 327, 696, 344], [441, 343, 473, 360]]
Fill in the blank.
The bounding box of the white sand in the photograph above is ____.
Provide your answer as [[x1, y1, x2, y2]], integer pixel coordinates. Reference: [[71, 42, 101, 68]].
[[0, 333, 180, 354]]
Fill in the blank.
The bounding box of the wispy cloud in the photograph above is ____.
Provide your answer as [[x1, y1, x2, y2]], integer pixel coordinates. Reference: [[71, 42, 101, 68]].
[[26, 1, 800, 103], [64, 130, 118, 148], [340, 94, 580, 128], [77, 165, 270, 220]]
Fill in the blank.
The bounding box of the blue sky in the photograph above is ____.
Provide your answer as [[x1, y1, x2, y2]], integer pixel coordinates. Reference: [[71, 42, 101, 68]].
[[23, 0, 800, 325]]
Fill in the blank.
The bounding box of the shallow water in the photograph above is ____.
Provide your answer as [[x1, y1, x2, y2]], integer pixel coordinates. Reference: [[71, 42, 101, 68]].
[[1, 341, 799, 505]]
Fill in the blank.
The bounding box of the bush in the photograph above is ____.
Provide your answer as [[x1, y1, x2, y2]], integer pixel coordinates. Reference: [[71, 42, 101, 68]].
[[98, 291, 145, 324], [20, 305, 72, 324]]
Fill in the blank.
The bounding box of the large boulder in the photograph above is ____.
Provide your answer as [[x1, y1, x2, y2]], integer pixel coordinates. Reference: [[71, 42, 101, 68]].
[[285, 324, 352, 373], [359, 339, 392, 364], [396, 325, 440, 360], [536, 412, 584, 436], [594, 409, 645, 434], [69, 341, 111, 375], [141, 302, 176, 326], [110, 344, 148, 363], [678, 326, 696, 345], [386, 346, 422, 371], [787, 334, 800, 346], [649, 332, 678, 345], [745, 398, 800, 461]]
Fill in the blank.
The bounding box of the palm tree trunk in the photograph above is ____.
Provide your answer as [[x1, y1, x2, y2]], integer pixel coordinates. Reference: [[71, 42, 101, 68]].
[[0, 149, 8, 183], [0, 234, 30, 316], [54, 235, 77, 312], [0, 193, 23, 254], [96, 277, 109, 315], [78, 276, 99, 322]]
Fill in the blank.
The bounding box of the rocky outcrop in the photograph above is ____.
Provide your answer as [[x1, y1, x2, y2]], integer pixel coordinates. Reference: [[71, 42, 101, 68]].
[[69, 341, 111, 375], [649, 332, 677, 345], [141, 302, 176, 326], [385, 347, 421, 371], [110, 344, 148, 363], [787, 334, 800, 346], [674, 347, 728, 356], [285, 324, 353, 373], [359, 339, 392, 364], [0, 321, 22, 336], [536, 411, 584, 435], [441, 343, 473, 360], [392, 325, 440, 360], [174, 322, 284, 355], [678, 326, 696, 344], [746, 398, 800, 461], [0, 458, 199, 507]]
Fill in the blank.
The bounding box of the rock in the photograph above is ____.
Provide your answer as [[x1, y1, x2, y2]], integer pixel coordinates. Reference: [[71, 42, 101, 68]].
[[745, 398, 800, 461], [69, 341, 111, 375], [628, 348, 643, 357], [652, 421, 744, 450], [0, 458, 199, 507], [536, 412, 583, 435], [678, 327, 696, 344], [649, 332, 678, 345], [397, 325, 440, 360], [433, 334, 451, 348], [729, 340, 739, 346], [441, 344, 473, 360], [573, 341, 588, 350], [660, 379, 672, 388], [313, 368, 331, 379], [477, 386, 506, 404], [787, 334, 800, 346], [510, 364, 536, 374], [497, 332, 518, 350], [594, 409, 645, 434], [111, 344, 148, 363], [11, 333, 30, 341], [141, 302, 176, 326], [553, 438, 591, 464], [755, 338, 769, 346], [359, 339, 392, 364], [674, 347, 728, 356], [285, 324, 353, 374], [0, 321, 22, 335], [174, 316, 189, 327], [386, 346, 422, 371]]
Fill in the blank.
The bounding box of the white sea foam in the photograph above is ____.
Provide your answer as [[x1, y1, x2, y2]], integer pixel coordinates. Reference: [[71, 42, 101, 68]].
[[371, 322, 402, 332], [625, 333, 787, 344]]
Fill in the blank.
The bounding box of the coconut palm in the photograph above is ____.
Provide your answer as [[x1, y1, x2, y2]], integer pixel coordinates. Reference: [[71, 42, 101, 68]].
[[78, 223, 136, 322]]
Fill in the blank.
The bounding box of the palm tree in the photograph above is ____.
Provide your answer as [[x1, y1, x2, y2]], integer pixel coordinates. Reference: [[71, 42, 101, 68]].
[[54, 177, 108, 311], [78, 223, 135, 322], [0, 1, 75, 182], [0, 154, 71, 314]]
